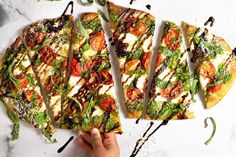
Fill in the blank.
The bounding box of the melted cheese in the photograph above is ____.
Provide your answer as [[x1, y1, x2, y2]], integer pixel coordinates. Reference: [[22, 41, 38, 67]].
[[142, 36, 152, 52], [122, 33, 137, 52], [136, 74, 147, 93], [122, 74, 135, 86], [83, 49, 97, 59], [91, 106, 104, 117]]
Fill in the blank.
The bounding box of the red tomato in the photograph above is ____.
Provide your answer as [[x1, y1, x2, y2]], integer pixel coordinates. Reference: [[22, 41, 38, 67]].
[[99, 95, 116, 112], [85, 58, 103, 71], [19, 78, 29, 89], [98, 70, 113, 85], [163, 28, 180, 51], [161, 82, 183, 99], [124, 60, 140, 74], [84, 72, 100, 90], [24, 90, 43, 105], [90, 32, 105, 51], [207, 83, 223, 93], [38, 46, 57, 66], [126, 20, 147, 35], [141, 51, 151, 71], [155, 52, 163, 69], [126, 88, 143, 101], [66, 99, 84, 116], [70, 58, 82, 77], [199, 61, 216, 78]]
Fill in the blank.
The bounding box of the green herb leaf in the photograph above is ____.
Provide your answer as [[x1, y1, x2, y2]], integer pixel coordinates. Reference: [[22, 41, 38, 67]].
[[147, 101, 161, 119], [204, 117, 216, 145], [25, 73, 35, 86], [79, 0, 93, 6], [158, 46, 172, 57], [80, 42, 90, 52], [34, 112, 48, 125], [76, 20, 89, 40], [97, 9, 109, 22], [159, 102, 184, 119], [6, 109, 20, 140], [155, 78, 168, 89], [8, 59, 20, 88], [97, 0, 106, 6]]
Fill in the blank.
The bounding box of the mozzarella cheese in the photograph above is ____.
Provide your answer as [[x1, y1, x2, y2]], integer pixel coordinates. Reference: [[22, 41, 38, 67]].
[[122, 33, 137, 52], [136, 74, 147, 93], [91, 106, 104, 117], [142, 36, 152, 52]]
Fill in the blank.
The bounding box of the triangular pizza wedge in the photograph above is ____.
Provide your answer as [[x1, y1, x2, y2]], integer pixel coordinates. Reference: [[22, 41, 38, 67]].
[[22, 15, 74, 123], [0, 37, 55, 142], [146, 21, 193, 120], [60, 13, 122, 133], [183, 22, 236, 109], [107, 2, 156, 118]]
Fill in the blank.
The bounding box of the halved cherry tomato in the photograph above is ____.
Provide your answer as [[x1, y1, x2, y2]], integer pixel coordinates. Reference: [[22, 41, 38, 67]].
[[155, 52, 163, 69], [19, 78, 29, 89], [84, 72, 100, 90], [124, 60, 140, 74], [141, 51, 151, 71], [126, 20, 147, 35], [90, 32, 105, 51], [161, 82, 183, 99], [85, 58, 103, 71], [38, 46, 57, 66], [98, 70, 113, 85], [126, 88, 143, 101], [66, 99, 84, 116], [163, 28, 180, 51], [99, 95, 116, 112], [199, 60, 216, 78], [24, 90, 43, 105], [207, 83, 223, 93], [70, 58, 82, 77]]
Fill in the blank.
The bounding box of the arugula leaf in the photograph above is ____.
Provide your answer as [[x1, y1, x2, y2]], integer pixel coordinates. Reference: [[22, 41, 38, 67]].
[[97, 9, 109, 22], [42, 129, 57, 143], [155, 78, 168, 89], [97, 0, 106, 6], [6, 109, 20, 140], [147, 101, 161, 119], [34, 112, 48, 125], [204, 117, 216, 145], [159, 102, 185, 119], [76, 20, 89, 40], [25, 74, 35, 86], [80, 42, 90, 52], [158, 46, 172, 57], [8, 59, 20, 88]]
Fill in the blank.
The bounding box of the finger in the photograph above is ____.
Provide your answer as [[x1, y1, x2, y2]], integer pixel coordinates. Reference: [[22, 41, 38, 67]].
[[91, 128, 103, 149], [77, 137, 93, 156], [79, 131, 92, 145], [103, 132, 118, 149]]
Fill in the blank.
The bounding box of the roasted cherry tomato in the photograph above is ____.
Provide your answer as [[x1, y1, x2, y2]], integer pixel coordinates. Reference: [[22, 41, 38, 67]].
[[207, 83, 223, 93], [19, 78, 29, 89], [98, 70, 113, 85], [90, 32, 105, 51], [70, 58, 82, 77], [141, 51, 151, 71], [126, 20, 147, 35], [161, 82, 183, 99], [99, 95, 116, 112], [199, 60, 216, 78], [126, 88, 143, 101], [124, 60, 140, 74], [38, 46, 57, 66], [24, 90, 43, 105], [85, 58, 103, 71], [163, 28, 180, 51], [66, 99, 84, 116], [26, 32, 45, 47], [155, 52, 163, 69], [84, 72, 100, 90]]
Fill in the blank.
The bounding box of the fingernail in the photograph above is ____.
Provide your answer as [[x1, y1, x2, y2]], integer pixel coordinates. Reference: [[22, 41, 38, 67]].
[[79, 131, 84, 136], [91, 128, 99, 135]]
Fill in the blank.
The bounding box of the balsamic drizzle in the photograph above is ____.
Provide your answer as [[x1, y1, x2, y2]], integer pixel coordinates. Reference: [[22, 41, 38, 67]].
[[233, 48, 236, 56], [61, 1, 74, 17], [146, 4, 151, 10], [130, 0, 135, 5], [204, 16, 215, 27], [57, 136, 74, 153], [130, 120, 169, 157]]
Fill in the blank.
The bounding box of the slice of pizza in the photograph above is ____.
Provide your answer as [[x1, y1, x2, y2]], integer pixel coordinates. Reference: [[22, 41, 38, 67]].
[[22, 15, 74, 123], [107, 2, 156, 118], [146, 21, 193, 120], [0, 37, 55, 142], [60, 13, 122, 133], [183, 22, 236, 109]]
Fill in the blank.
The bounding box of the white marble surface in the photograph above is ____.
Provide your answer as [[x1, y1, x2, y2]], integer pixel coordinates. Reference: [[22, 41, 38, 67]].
[[0, 0, 236, 157]]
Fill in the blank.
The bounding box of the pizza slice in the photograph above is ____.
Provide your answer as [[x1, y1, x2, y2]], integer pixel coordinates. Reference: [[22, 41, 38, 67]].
[[0, 37, 55, 142], [107, 2, 156, 118], [22, 15, 74, 123], [146, 21, 193, 120], [60, 13, 122, 133], [183, 22, 236, 109]]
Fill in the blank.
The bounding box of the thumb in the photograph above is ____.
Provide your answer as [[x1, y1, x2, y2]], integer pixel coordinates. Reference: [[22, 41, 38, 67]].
[[91, 128, 104, 150], [103, 132, 118, 150]]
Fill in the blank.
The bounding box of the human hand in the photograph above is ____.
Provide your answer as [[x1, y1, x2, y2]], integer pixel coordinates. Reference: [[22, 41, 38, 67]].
[[77, 128, 120, 157]]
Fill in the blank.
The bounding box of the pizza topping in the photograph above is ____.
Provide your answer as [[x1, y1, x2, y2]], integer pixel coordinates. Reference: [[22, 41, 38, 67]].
[[38, 46, 57, 66], [141, 51, 151, 71], [126, 20, 147, 35], [85, 57, 104, 71], [161, 82, 183, 99], [98, 95, 116, 112], [163, 27, 180, 51], [84, 72, 100, 90], [207, 83, 223, 93], [26, 32, 45, 47], [70, 58, 82, 77], [124, 60, 140, 74], [98, 70, 113, 85], [24, 90, 43, 105], [198, 60, 216, 78], [66, 98, 84, 117], [13, 38, 23, 52], [155, 52, 163, 69], [126, 87, 143, 101], [19, 78, 29, 89], [89, 32, 105, 51]]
